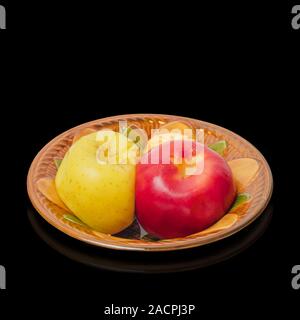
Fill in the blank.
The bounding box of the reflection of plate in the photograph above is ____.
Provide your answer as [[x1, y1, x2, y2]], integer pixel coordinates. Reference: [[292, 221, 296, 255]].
[[27, 204, 273, 273], [27, 114, 273, 251]]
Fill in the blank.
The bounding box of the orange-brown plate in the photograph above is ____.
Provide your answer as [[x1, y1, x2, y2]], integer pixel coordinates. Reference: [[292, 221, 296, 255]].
[[27, 114, 273, 251]]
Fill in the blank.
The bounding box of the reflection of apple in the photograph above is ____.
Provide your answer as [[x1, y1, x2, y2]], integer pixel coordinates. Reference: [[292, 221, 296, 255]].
[[55, 131, 137, 234], [136, 141, 236, 239]]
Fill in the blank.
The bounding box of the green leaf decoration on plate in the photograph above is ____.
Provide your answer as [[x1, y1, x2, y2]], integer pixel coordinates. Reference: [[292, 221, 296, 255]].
[[54, 158, 63, 169], [231, 193, 251, 209], [209, 140, 227, 156], [63, 214, 85, 226]]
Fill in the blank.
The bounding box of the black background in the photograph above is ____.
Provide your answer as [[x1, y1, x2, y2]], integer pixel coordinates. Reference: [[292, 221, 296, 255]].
[[1, 1, 299, 318]]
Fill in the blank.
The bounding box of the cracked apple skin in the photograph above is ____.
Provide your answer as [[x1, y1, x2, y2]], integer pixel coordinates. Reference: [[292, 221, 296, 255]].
[[136, 141, 236, 239]]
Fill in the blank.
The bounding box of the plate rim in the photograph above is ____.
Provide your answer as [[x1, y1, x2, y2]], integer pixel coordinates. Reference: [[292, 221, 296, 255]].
[[27, 113, 273, 252]]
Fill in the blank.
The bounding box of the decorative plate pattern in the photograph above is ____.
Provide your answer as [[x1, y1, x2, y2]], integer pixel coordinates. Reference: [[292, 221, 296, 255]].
[[27, 114, 273, 251]]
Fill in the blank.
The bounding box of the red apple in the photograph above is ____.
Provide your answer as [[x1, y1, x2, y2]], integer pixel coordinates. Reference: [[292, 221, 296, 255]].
[[136, 140, 236, 239]]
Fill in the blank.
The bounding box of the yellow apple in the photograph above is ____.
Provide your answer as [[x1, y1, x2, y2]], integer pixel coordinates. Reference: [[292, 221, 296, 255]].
[[55, 130, 138, 234]]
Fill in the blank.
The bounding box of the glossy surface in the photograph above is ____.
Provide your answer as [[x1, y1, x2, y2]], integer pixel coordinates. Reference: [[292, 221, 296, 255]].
[[27, 204, 273, 273], [136, 142, 236, 238]]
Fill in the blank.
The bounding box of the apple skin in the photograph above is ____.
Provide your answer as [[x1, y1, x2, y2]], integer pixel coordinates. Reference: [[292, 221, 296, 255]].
[[55, 131, 136, 234], [136, 141, 236, 239]]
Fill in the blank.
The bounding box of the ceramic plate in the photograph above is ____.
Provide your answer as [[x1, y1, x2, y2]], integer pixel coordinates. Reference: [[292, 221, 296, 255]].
[[27, 114, 273, 251]]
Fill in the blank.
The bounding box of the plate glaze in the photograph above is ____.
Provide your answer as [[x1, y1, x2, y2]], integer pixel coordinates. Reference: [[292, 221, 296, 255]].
[[27, 114, 273, 251]]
